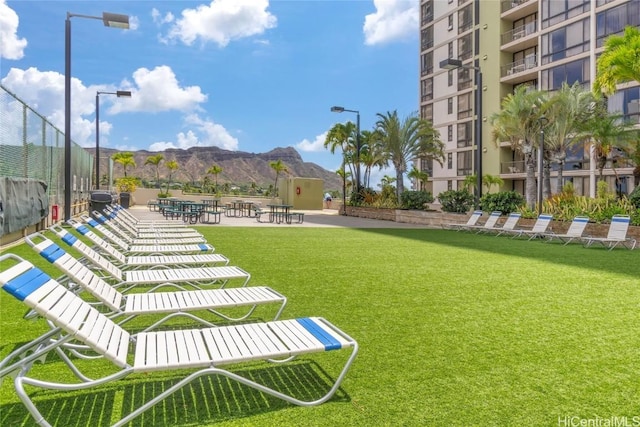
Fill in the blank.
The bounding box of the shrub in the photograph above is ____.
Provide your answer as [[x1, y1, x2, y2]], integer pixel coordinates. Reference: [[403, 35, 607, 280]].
[[115, 177, 139, 193], [400, 190, 434, 210], [480, 191, 525, 214], [438, 190, 475, 213], [629, 185, 640, 208]]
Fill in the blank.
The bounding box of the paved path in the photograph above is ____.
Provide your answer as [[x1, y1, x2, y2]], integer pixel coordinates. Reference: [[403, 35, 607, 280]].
[[129, 206, 426, 229]]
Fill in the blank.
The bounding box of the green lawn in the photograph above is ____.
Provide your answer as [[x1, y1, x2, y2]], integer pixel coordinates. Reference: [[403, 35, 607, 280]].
[[1, 227, 639, 426]]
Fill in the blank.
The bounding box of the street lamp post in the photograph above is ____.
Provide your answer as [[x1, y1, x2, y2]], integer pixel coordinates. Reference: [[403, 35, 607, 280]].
[[537, 117, 548, 216], [64, 11, 129, 221], [439, 58, 483, 207], [330, 105, 361, 200], [95, 90, 131, 190]]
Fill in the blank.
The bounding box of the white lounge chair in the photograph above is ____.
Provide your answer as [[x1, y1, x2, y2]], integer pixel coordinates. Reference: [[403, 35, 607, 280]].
[[79, 216, 215, 254], [502, 214, 553, 240], [443, 210, 483, 231], [544, 215, 590, 245], [465, 211, 502, 233], [27, 233, 251, 291], [90, 212, 206, 244], [581, 215, 637, 250], [103, 208, 200, 238], [0, 254, 358, 427], [56, 223, 228, 269], [23, 235, 286, 325], [492, 212, 522, 236], [106, 204, 188, 228]]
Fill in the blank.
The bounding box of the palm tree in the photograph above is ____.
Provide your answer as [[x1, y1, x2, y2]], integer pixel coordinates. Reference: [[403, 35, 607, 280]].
[[360, 129, 386, 189], [325, 121, 358, 190], [490, 86, 547, 209], [482, 174, 504, 194], [375, 110, 444, 203], [463, 174, 477, 193], [144, 153, 164, 188], [111, 152, 136, 177], [594, 26, 640, 95], [579, 104, 638, 181], [166, 160, 179, 190], [542, 82, 597, 194], [206, 164, 223, 193], [269, 159, 288, 197], [407, 166, 430, 191]]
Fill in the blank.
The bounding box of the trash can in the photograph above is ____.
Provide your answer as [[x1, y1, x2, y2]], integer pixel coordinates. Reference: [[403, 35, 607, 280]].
[[89, 191, 113, 217], [119, 192, 131, 209]]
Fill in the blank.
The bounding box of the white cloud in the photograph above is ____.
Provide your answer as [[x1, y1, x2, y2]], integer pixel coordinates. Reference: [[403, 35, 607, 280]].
[[148, 114, 238, 152], [363, 0, 418, 46], [151, 8, 174, 25], [0, 0, 27, 59], [296, 132, 327, 152], [0, 67, 110, 146], [112, 65, 207, 114], [159, 0, 277, 47], [128, 16, 140, 31]]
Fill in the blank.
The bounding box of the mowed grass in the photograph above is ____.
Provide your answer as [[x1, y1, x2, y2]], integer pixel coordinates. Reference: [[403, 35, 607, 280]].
[[1, 226, 639, 426]]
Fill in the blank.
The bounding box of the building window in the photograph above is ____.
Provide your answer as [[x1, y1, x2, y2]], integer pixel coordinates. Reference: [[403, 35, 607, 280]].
[[596, 1, 640, 47], [540, 58, 590, 91], [457, 122, 472, 148], [541, 18, 589, 65], [458, 67, 472, 90], [447, 125, 453, 142], [448, 42, 454, 58], [421, 51, 433, 76], [421, 1, 434, 25], [458, 34, 472, 60], [447, 180, 453, 190], [457, 92, 472, 119], [607, 86, 640, 124], [421, 27, 434, 51], [448, 14, 454, 31], [421, 78, 434, 102], [447, 153, 453, 169], [448, 70, 454, 87], [421, 103, 433, 122], [457, 151, 473, 176], [458, 5, 473, 34], [447, 98, 453, 114], [541, 0, 590, 29]]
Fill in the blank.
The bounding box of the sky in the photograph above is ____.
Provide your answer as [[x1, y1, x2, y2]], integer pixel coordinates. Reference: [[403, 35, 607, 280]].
[[0, 0, 419, 186]]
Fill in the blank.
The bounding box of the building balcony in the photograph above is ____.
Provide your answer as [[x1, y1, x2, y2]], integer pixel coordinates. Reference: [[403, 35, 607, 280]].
[[500, 55, 538, 83], [500, 0, 538, 20], [501, 22, 537, 52]]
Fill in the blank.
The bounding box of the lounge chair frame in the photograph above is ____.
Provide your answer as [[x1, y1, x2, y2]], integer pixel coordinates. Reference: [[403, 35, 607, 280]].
[[0, 254, 358, 427], [581, 215, 637, 250]]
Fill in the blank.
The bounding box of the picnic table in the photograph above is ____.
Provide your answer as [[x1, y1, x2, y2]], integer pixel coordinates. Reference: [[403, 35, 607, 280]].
[[225, 200, 256, 218], [266, 204, 293, 224]]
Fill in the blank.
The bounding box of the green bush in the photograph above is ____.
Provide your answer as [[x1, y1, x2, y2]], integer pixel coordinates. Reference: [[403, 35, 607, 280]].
[[438, 190, 475, 213], [629, 185, 640, 208], [400, 190, 434, 210], [480, 191, 525, 214]]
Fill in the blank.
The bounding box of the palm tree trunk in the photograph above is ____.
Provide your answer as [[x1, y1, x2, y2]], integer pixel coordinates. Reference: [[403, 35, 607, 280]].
[[525, 152, 537, 209], [396, 170, 404, 203], [556, 161, 564, 193], [543, 160, 552, 199]]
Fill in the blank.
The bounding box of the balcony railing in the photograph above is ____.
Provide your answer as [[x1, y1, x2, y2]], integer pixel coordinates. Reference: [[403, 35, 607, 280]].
[[501, 0, 528, 13], [502, 54, 537, 77], [501, 21, 536, 45]]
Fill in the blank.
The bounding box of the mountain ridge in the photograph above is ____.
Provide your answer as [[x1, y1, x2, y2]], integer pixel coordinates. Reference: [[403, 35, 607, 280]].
[[89, 146, 342, 190]]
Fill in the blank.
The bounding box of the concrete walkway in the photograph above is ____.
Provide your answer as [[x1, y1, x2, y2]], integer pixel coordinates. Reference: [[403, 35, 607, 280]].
[[129, 206, 426, 229]]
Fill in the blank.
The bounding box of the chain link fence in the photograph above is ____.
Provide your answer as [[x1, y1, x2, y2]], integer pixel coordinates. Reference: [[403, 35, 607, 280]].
[[0, 84, 99, 234]]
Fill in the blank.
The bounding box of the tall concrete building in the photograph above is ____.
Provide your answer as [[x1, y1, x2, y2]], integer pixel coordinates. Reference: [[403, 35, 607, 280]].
[[419, 0, 639, 200]]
